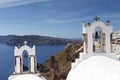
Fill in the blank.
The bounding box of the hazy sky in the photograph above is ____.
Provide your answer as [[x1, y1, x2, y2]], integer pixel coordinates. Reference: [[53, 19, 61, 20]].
[[0, 0, 119, 38]]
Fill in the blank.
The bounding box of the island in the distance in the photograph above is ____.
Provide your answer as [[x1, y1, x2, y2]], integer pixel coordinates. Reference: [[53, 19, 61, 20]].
[[0, 35, 80, 46]]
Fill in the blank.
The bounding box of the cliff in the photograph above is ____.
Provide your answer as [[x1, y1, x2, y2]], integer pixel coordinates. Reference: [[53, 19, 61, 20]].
[[38, 42, 83, 80]]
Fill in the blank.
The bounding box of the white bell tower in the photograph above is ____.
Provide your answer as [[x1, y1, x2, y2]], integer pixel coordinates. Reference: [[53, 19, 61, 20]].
[[83, 16, 112, 53], [14, 41, 37, 73], [80, 16, 116, 60], [8, 41, 46, 80], [71, 17, 117, 70]]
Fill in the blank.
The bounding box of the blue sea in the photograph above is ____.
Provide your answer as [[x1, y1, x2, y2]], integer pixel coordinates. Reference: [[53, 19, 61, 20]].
[[0, 44, 65, 80]]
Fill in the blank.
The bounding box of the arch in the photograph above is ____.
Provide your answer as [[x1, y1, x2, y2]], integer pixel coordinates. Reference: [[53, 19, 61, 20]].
[[14, 42, 37, 74], [83, 21, 112, 53], [93, 26, 101, 52], [86, 21, 112, 34], [22, 50, 29, 72], [91, 22, 111, 53], [93, 26, 103, 33]]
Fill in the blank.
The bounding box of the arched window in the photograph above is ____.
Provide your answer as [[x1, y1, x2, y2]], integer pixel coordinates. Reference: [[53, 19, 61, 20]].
[[95, 27, 101, 41], [22, 50, 29, 72], [14, 42, 37, 74], [93, 26, 101, 52]]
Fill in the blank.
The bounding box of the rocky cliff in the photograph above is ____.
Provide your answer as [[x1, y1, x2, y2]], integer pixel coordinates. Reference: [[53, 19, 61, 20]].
[[38, 42, 83, 80]]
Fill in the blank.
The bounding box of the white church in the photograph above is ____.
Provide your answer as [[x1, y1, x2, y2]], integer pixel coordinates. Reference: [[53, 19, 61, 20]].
[[67, 17, 120, 80], [8, 41, 46, 80]]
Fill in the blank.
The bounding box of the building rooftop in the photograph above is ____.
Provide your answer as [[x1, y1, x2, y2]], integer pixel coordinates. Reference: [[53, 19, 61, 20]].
[[67, 56, 120, 80]]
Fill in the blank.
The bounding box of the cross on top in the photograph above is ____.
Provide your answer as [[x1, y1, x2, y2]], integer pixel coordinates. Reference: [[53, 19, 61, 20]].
[[93, 16, 100, 21], [24, 41, 27, 45]]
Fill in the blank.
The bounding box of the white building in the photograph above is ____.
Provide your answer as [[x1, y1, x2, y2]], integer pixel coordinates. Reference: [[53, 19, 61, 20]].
[[112, 31, 120, 55], [112, 31, 120, 40], [8, 41, 46, 80], [67, 17, 118, 80]]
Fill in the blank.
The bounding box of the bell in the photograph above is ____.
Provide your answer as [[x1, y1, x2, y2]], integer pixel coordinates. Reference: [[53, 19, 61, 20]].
[[95, 31, 99, 39]]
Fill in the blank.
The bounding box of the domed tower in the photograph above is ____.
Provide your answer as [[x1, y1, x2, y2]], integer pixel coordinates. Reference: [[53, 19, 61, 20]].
[[8, 41, 46, 80]]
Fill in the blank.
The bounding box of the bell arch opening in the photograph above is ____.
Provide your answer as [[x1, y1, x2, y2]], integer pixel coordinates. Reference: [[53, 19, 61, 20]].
[[93, 26, 105, 53], [22, 50, 29, 72]]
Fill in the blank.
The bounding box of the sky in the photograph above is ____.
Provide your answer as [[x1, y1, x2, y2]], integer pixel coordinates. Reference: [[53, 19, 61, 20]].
[[0, 0, 119, 39]]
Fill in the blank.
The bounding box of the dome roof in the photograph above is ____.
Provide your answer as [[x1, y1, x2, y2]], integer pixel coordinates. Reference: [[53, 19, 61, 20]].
[[12, 74, 44, 80], [67, 56, 120, 80]]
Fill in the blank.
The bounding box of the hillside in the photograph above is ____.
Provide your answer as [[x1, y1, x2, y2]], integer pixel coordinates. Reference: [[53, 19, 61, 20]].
[[37, 42, 83, 80], [0, 35, 79, 46]]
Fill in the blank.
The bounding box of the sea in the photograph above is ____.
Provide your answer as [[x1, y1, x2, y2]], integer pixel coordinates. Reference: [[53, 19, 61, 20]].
[[0, 44, 65, 80]]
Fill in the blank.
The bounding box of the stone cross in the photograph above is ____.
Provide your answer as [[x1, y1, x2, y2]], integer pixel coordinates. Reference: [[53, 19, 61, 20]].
[[24, 41, 27, 45], [93, 16, 100, 21]]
